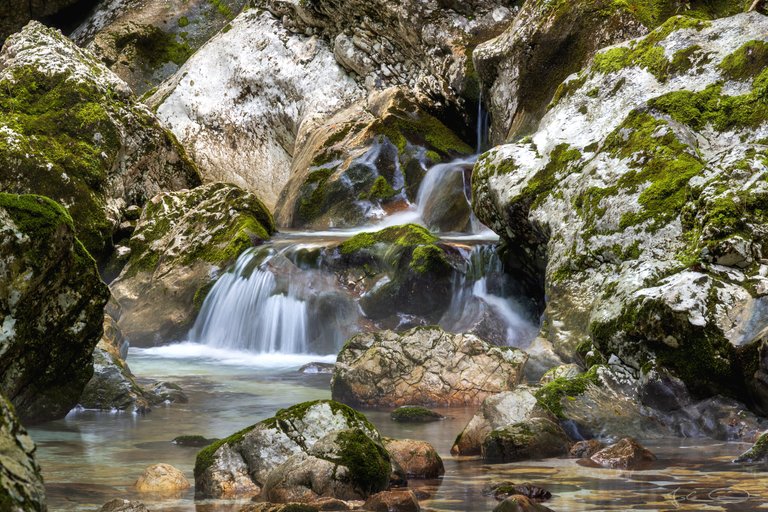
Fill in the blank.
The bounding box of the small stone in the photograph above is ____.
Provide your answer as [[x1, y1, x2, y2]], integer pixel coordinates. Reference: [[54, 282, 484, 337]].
[[298, 362, 336, 374], [135, 463, 190, 493], [590, 438, 656, 469], [364, 489, 420, 512], [493, 495, 556, 512], [172, 435, 219, 447], [485, 482, 552, 501], [98, 499, 149, 512], [390, 406, 444, 423], [383, 438, 444, 479]]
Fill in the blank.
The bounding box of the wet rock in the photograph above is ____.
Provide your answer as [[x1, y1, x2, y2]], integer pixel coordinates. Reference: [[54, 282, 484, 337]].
[[473, 12, 768, 411], [363, 489, 421, 512], [485, 482, 552, 502], [111, 182, 275, 346], [150, 9, 363, 210], [482, 417, 571, 462], [0, 22, 200, 260], [332, 326, 528, 408], [452, 387, 546, 456], [734, 431, 768, 462], [390, 406, 445, 423], [382, 439, 444, 479], [275, 87, 472, 230], [135, 463, 190, 493], [569, 440, 605, 459], [172, 435, 219, 447], [262, 429, 391, 503], [0, 194, 110, 423], [493, 495, 556, 512], [98, 499, 149, 512], [195, 400, 381, 499], [241, 500, 350, 512], [0, 393, 46, 511], [299, 363, 336, 375], [539, 364, 582, 385], [150, 382, 188, 404], [590, 438, 656, 469]]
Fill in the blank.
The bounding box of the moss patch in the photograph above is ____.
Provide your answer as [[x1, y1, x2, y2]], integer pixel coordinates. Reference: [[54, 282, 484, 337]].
[[333, 429, 391, 495], [339, 224, 438, 255], [534, 365, 600, 418]]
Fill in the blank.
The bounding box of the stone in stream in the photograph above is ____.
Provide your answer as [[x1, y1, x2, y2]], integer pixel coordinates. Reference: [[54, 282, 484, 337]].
[[363, 489, 421, 512], [98, 499, 149, 512], [493, 495, 556, 512], [382, 439, 444, 479], [590, 438, 657, 469], [734, 431, 768, 463], [134, 463, 190, 493], [481, 417, 572, 463], [298, 363, 336, 375], [390, 406, 445, 423], [484, 482, 552, 502], [568, 440, 605, 459], [172, 435, 219, 448], [331, 326, 528, 408]]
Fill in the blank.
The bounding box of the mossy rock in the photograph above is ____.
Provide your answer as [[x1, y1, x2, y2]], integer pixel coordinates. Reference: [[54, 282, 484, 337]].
[[173, 435, 220, 447], [390, 406, 445, 423], [0, 394, 46, 511], [481, 417, 571, 462]]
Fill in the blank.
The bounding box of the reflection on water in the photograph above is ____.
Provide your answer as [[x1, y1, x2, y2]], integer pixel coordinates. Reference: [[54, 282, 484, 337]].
[[29, 349, 768, 512]]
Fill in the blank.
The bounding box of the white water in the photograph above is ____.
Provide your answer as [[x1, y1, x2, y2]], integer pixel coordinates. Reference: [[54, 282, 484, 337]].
[[134, 343, 336, 368]]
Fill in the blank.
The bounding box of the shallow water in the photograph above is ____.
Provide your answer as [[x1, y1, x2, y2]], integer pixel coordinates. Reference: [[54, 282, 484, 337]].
[[29, 346, 768, 512]]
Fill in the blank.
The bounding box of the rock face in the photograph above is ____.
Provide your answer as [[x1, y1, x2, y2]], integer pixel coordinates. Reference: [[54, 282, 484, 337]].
[[150, 9, 364, 210], [590, 438, 656, 469], [0, 22, 200, 259], [0, 193, 110, 423], [72, 0, 247, 95], [382, 439, 444, 479], [331, 326, 528, 407], [274, 87, 472, 229], [194, 400, 382, 499], [0, 394, 45, 512], [135, 463, 190, 493], [473, 12, 768, 410], [110, 182, 275, 346], [0, 0, 79, 42]]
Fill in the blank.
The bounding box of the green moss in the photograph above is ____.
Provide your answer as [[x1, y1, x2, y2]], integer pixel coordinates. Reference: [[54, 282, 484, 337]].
[[209, 0, 234, 18], [669, 44, 711, 75], [534, 365, 600, 418], [274, 400, 377, 436], [192, 280, 216, 313], [177, 16, 190, 27], [720, 40, 768, 81], [339, 224, 438, 255], [298, 168, 335, 221], [333, 429, 391, 495], [390, 405, 444, 422], [194, 424, 255, 477], [365, 175, 398, 201], [409, 244, 450, 275], [114, 26, 193, 68], [525, 144, 582, 209]]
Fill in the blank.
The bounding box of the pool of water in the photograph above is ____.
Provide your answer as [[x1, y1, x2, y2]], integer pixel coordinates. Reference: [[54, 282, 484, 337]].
[[29, 345, 768, 512]]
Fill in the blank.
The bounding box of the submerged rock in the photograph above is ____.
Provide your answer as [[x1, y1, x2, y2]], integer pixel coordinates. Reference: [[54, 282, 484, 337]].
[[390, 406, 444, 423], [134, 463, 190, 493], [298, 363, 336, 375], [569, 440, 605, 459], [590, 438, 656, 469], [172, 435, 218, 448], [110, 182, 275, 346], [332, 326, 528, 408], [98, 499, 149, 512], [0, 394, 45, 511], [0, 193, 109, 423], [194, 400, 381, 499], [382, 439, 444, 479], [493, 495, 556, 512], [0, 22, 200, 259], [485, 482, 552, 502], [473, 12, 768, 415]]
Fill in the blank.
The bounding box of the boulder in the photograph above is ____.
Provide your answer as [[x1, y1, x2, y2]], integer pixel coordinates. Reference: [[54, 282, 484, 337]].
[[472, 12, 768, 412], [110, 182, 275, 346], [274, 87, 472, 230], [172, 435, 218, 448], [149, 9, 363, 210], [0, 193, 109, 423], [734, 431, 768, 462], [194, 400, 380, 499], [493, 495, 556, 512], [390, 406, 444, 423], [0, 394, 45, 511], [481, 417, 571, 462], [98, 499, 149, 512], [262, 429, 391, 503], [485, 482, 552, 502], [568, 440, 605, 459], [382, 439, 444, 479], [332, 326, 528, 408], [135, 463, 190, 493], [452, 387, 543, 456], [72, 0, 247, 95], [590, 438, 656, 469], [0, 22, 200, 259], [363, 490, 421, 512]]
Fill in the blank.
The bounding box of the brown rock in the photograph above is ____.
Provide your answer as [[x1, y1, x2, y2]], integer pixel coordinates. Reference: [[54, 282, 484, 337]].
[[364, 490, 421, 512], [98, 499, 149, 512], [493, 495, 555, 512], [590, 438, 656, 469], [568, 439, 605, 459], [135, 463, 190, 493], [383, 439, 444, 479]]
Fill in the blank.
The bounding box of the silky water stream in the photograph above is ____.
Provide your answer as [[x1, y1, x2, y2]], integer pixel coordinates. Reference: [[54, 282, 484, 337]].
[[28, 151, 768, 511]]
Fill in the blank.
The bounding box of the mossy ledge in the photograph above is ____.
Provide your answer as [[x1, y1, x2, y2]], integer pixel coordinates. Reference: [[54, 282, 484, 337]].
[[534, 365, 601, 418]]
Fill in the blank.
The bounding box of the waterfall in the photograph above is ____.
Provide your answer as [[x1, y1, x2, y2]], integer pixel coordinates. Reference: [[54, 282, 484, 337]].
[[188, 248, 311, 353]]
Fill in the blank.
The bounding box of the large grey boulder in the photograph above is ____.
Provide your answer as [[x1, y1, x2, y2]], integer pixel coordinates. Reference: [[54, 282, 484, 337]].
[[0, 394, 45, 511]]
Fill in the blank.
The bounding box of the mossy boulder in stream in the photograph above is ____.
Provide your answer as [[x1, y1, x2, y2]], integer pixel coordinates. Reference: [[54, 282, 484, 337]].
[[194, 400, 382, 499], [111, 182, 275, 346], [472, 12, 768, 418], [0, 22, 200, 260], [0, 193, 110, 423], [275, 87, 473, 230], [0, 393, 45, 511]]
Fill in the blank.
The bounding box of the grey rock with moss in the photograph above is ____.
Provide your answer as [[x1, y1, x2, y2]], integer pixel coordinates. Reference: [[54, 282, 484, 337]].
[[734, 431, 768, 462], [274, 87, 473, 230], [71, 0, 247, 95], [0, 193, 110, 423], [332, 326, 528, 408], [590, 437, 656, 469], [390, 406, 444, 423], [194, 400, 381, 499], [473, 12, 768, 412], [482, 417, 571, 462], [0, 393, 45, 511], [110, 182, 275, 346], [0, 22, 200, 260]]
